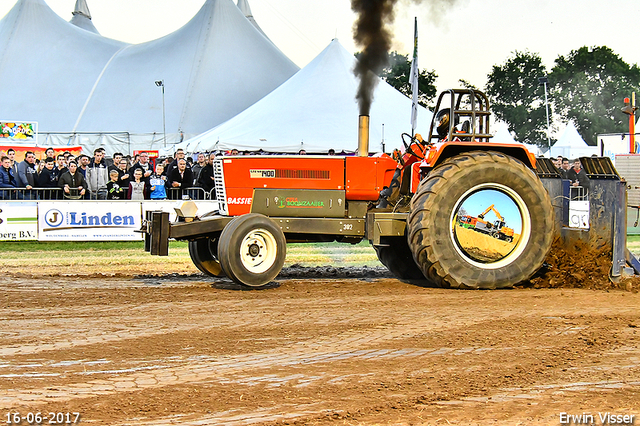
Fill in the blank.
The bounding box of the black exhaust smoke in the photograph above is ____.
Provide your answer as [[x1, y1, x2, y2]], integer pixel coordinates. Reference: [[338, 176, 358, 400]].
[[351, 0, 463, 155], [350, 0, 464, 116], [351, 0, 398, 117]]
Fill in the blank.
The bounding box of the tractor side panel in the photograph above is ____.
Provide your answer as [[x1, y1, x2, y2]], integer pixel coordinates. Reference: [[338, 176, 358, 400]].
[[222, 156, 347, 216], [345, 155, 397, 201]]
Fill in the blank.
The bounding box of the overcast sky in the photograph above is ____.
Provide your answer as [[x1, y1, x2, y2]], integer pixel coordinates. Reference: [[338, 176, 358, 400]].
[[1, 0, 639, 102]]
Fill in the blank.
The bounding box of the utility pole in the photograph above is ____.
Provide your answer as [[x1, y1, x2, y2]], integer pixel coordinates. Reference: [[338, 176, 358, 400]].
[[539, 76, 551, 151], [155, 80, 166, 148]]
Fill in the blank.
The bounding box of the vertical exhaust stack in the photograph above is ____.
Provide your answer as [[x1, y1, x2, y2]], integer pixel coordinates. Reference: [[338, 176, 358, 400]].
[[358, 115, 370, 157]]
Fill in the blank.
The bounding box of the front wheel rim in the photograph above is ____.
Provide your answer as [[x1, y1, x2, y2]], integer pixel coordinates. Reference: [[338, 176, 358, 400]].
[[239, 228, 278, 274]]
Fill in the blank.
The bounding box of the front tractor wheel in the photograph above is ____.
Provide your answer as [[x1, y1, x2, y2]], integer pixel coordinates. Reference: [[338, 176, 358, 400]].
[[407, 151, 554, 289], [218, 214, 286, 287]]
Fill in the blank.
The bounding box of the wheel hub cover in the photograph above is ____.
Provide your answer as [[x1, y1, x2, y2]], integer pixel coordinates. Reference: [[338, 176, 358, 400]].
[[450, 184, 529, 269], [239, 229, 278, 274]]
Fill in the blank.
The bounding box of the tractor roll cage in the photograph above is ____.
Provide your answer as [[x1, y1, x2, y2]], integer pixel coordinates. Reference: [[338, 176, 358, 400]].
[[427, 89, 492, 144]]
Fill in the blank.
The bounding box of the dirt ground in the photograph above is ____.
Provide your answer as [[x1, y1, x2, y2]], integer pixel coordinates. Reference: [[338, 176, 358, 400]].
[[1, 267, 639, 426]]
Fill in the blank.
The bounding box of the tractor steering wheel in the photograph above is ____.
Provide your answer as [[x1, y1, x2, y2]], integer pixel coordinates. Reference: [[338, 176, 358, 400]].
[[401, 133, 425, 160]]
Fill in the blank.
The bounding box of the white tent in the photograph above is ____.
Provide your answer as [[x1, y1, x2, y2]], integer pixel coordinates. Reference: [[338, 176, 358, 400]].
[[177, 39, 433, 154], [0, 0, 299, 153], [598, 116, 640, 163], [491, 123, 543, 156], [549, 122, 599, 159], [491, 123, 517, 144]]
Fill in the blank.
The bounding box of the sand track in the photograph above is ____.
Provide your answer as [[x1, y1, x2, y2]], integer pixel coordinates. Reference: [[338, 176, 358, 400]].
[[1, 273, 639, 425]]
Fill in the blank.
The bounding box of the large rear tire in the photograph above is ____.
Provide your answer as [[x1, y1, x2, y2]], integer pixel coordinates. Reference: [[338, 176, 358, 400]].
[[218, 214, 286, 287], [407, 151, 554, 289], [374, 237, 426, 280]]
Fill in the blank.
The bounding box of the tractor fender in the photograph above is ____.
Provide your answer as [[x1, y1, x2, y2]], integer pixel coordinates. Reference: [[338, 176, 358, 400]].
[[421, 142, 537, 171]]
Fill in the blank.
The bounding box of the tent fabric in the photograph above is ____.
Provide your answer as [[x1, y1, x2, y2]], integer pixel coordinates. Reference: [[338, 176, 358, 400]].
[[491, 123, 516, 144], [237, 0, 268, 40], [69, 0, 98, 34], [550, 122, 599, 159], [177, 39, 433, 154], [491, 123, 543, 156], [0, 0, 127, 132], [0, 0, 299, 153]]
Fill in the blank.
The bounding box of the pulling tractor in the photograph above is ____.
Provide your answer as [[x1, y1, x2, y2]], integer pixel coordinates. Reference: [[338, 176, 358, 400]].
[[142, 89, 634, 289]]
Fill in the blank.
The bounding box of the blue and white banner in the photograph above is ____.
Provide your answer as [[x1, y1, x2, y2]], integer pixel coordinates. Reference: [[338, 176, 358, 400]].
[[38, 202, 143, 241]]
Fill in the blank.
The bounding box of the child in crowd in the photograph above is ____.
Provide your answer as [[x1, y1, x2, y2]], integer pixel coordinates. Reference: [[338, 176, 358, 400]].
[[106, 169, 125, 200], [127, 168, 148, 200], [149, 164, 167, 200]]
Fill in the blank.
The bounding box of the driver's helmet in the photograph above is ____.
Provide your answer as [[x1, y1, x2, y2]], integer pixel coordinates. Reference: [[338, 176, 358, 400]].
[[435, 108, 457, 139]]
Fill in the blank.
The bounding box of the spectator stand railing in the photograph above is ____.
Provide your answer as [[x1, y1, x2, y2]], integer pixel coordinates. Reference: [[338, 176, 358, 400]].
[[570, 185, 588, 201], [167, 187, 210, 200], [1, 187, 63, 200]]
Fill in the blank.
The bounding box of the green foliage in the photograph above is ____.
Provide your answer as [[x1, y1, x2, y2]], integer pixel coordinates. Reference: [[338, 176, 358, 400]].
[[355, 51, 438, 108], [485, 51, 550, 146], [550, 46, 640, 145]]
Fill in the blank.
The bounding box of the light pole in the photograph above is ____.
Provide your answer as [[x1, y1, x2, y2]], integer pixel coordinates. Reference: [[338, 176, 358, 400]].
[[539, 76, 551, 151], [155, 80, 166, 148]]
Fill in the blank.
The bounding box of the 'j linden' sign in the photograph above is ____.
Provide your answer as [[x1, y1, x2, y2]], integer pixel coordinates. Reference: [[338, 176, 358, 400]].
[[38, 202, 142, 241], [44, 210, 136, 228]]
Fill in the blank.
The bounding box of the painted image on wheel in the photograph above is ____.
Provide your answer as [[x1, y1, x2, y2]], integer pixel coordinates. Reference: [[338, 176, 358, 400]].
[[452, 189, 523, 263]]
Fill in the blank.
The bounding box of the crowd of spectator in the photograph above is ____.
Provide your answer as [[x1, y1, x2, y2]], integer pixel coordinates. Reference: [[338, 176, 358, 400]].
[[552, 155, 590, 200], [0, 147, 229, 201]]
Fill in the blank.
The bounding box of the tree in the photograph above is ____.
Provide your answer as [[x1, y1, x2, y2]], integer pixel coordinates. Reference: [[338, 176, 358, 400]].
[[550, 46, 640, 145], [356, 51, 438, 108], [485, 51, 549, 146]]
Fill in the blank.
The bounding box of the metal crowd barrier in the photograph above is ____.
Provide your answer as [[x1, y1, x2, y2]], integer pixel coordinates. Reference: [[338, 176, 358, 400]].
[[1, 187, 64, 200], [167, 187, 210, 200], [570, 185, 588, 201], [1, 186, 218, 201]]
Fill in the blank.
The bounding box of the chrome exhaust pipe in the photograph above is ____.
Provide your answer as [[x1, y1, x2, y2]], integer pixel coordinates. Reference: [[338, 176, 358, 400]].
[[358, 115, 370, 157]]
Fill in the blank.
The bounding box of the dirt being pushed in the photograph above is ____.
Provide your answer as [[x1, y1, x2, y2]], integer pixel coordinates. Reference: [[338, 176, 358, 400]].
[[527, 238, 632, 290]]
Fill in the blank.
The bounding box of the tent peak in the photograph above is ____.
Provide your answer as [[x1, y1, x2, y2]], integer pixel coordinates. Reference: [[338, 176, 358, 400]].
[[72, 0, 91, 19], [237, 0, 254, 17], [236, 0, 270, 41], [69, 0, 99, 34]]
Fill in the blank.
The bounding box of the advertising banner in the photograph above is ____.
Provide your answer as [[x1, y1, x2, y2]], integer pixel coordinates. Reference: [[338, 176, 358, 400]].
[[38, 202, 143, 241], [0, 121, 37, 142], [568, 200, 590, 229], [0, 145, 83, 162], [0, 202, 38, 240]]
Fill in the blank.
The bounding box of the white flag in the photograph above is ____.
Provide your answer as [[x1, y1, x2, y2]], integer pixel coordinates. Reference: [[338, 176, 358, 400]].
[[410, 17, 419, 136]]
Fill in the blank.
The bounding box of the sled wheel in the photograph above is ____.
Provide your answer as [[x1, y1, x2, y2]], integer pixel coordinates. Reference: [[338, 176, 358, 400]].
[[189, 237, 224, 277], [373, 236, 426, 281], [218, 214, 286, 287], [407, 151, 554, 289]]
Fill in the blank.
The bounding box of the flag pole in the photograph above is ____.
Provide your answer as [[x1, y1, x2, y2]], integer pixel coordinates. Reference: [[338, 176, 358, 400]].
[[410, 17, 419, 137]]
